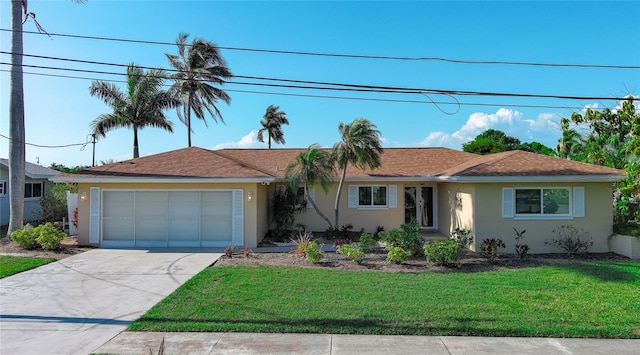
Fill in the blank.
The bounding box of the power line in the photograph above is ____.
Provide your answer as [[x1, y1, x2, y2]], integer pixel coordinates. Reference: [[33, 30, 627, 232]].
[[0, 133, 90, 149], [0, 55, 636, 101], [0, 68, 609, 110], [1, 28, 639, 69]]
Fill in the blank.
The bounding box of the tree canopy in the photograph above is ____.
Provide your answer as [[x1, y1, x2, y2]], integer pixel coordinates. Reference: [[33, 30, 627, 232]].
[[462, 129, 555, 156]]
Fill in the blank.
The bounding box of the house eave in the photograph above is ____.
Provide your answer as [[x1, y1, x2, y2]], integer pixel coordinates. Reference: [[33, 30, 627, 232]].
[[49, 176, 276, 184], [434, 175, 626, 183]]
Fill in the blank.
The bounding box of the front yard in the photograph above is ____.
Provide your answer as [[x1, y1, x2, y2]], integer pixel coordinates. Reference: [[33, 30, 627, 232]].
[[0, 255, 56, 278], [130, 261, 640, 338]]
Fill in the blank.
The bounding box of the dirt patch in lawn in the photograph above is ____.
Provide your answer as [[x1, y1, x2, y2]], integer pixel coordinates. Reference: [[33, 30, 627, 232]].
[[216, 248, 631, 273], [0, 236, 95, 260]]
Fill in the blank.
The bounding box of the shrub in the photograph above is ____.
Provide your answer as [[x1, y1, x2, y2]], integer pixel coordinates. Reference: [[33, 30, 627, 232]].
[[225, 245, 235, 258], [358, 233, 376, 252], [423, 239, 460, 267], [386, 246, 409, 264], [39, 184, 69, 223], [379, 220, 423, 256], [545, 225, 593, 255], [10, 226, 38, 250], [303, 241, 324, 263], [513, 228, 529, 260], [35, 223, 65, 250], [451, 228, 474, 250], [480, 238, 506, 262], [270, 187, 306, 241], [337, 243, 365, 264], [292, 232, 313, 257]]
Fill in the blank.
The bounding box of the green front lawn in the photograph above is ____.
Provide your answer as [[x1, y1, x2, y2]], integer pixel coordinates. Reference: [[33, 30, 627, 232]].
[[130, 262, 640, 338], [0, 255, 56, 278]]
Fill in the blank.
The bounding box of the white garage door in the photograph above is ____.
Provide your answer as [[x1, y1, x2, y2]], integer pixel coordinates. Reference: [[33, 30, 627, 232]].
[[99, 189, 243, 248]]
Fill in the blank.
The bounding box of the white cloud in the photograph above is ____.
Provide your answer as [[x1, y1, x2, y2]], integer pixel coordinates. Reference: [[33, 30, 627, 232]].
[[418, 109, 561, 149], [582, 103, 599, 115], [212, 130, 261, 149]]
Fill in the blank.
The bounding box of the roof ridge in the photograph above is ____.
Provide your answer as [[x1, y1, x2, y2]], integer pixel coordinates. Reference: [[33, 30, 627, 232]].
[[213, 150, 278, 177]]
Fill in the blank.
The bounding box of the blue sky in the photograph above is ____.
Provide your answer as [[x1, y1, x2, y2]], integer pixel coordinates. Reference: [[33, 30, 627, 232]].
[[1, 1, 639, 167]]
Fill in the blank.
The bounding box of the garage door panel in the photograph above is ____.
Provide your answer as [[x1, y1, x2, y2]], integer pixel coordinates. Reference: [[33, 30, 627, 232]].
[[103, 192, 133, 219], [201, 191, 232, 218], [168, 220, 199, 241], [103, 219, 134, 241], [135, 220, 167, 241], [169, 191, 200, 218], [201, 219, 232, 241], [136, 191, 168, 219]]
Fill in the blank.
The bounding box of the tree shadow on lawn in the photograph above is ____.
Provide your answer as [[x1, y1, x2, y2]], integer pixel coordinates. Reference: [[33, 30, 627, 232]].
[[130, 316, 630, 338], [554, 262, 640, 282]]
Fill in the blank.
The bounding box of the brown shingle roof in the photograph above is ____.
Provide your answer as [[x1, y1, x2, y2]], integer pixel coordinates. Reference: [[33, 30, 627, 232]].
[[436, 150, 627, 177], [53, 147, 626, 182]]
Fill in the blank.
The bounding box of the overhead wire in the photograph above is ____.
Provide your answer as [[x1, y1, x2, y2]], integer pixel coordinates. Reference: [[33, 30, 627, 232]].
[[0, 133, 90, 149], [1, 28, 639, 69]]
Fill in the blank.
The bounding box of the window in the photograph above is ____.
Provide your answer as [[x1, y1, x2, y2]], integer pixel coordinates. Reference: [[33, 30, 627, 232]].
[[358, 186, 387, 207], [24, 182, 43, 199], [505, 187, 583, 219], [0, 180, 6, 196]]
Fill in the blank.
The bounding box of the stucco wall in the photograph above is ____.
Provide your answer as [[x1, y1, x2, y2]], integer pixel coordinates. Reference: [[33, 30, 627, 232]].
[[76, 182, 260, 247], [473, 182, 614, 253], [437, 183, 475, 242]]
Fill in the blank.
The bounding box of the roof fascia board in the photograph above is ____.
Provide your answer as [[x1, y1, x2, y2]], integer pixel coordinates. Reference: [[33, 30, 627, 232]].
[[49, 176, 276, 184], [434, 175, 625, 183]]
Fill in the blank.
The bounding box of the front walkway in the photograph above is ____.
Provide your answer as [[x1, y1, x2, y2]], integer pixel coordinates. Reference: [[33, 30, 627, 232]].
[[0, 248, 222, 355]]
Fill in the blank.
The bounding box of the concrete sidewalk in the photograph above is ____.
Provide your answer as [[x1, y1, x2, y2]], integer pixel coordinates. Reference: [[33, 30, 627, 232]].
[[95, 332, 640, 354], [0, 248, 222, 355]]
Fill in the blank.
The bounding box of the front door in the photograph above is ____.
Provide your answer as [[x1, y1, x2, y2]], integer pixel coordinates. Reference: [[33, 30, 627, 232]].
[[404, 186, 435, 228]]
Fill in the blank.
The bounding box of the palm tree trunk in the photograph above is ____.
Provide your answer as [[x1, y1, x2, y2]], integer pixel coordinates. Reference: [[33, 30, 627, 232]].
[[133, 126, 139, 158], [8, 0, 25, 236], [268, 133, 271, 149], [187, 92, 192, 147], [307, 189, 333, 228], [333, 166, 347, 229]]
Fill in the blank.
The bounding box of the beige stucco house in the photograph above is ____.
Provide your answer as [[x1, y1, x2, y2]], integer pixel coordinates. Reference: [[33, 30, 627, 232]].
[[51, 147, 626, 253]]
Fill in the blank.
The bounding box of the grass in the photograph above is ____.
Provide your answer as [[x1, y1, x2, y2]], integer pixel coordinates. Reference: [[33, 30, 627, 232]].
[[0, 255, 56, 278], [130, 262, 640, 338]]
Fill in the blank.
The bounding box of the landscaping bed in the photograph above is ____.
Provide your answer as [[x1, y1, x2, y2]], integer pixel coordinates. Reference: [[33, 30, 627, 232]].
[[0, 235, 94, 260]]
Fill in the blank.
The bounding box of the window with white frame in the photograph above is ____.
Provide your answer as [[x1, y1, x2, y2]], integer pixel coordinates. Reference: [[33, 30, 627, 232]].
[[24, 182, 43, 199], [502, 186, 584, 219], [0, 180, 7, 196]]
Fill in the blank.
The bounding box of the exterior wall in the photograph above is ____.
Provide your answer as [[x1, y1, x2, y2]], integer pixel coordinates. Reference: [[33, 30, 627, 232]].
[[0, 169, 51, 225], [0, 167, 8, 226], [293, 182, 411, 233], [437, 183, 475, 244], [611, 234, 640, 259], [76, 182, 260, 247], [473, 182, 614, 253]]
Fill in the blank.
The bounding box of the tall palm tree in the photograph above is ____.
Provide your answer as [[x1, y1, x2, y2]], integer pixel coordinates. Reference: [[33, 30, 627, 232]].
[[557, 118, 583, 159], [165, 33, 233, 147], [257, 104, 289, 149], [333, 118, 383, 228], [89, 64, 179, 158], [285, 144, 335, 228]]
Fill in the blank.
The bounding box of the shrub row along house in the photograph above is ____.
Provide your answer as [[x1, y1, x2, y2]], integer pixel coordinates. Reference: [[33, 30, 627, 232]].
[[51, 146, 626, 253]]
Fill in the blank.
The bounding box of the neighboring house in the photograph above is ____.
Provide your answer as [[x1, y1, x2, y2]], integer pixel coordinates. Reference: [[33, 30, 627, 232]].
[[51, 147, 627, 253], [0, 159, 60, 226]]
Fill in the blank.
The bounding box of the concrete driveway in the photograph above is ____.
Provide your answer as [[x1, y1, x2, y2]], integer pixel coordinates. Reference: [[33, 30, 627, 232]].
[[0, 248, 222, 355]]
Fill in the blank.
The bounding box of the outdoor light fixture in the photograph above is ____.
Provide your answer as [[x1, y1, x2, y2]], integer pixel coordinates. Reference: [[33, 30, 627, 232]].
[[248, 191, 253, 202], [80, 191, 87, 202]]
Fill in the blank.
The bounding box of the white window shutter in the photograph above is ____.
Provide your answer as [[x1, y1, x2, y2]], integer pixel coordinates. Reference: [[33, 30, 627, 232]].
[[388, 185, 398, 208], [89, 187, 100, 244], [232, 190, 244, 246], [348, 185, 358, 208], [573, 186, 585, 217], [502, 188, 514, 218], [307, 188, 315, 209]]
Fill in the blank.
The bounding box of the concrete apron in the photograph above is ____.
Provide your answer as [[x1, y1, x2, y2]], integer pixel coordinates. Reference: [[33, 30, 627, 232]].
[[0, 248, 222, 355]]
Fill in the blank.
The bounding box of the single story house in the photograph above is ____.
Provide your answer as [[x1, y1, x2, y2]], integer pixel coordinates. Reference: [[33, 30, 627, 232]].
[[51, 147, 627, 253], [0, 158, 60, 225]]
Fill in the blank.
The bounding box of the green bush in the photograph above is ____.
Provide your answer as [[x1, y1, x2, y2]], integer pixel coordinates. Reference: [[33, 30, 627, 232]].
[[513, 228, 529, 260], [35, 223, 66, 250], [386, 246, 409, 264], [302, 241, 324, 263], [451, 228, 474, 250], [337, 243, 365, 264], [423, 239, 460, 267], [379, 220, 423, 256], [479, 238, 506, 262], [358, 233, 376, 252], [10, 223, 65, 250], [10, 226, 38, 250]]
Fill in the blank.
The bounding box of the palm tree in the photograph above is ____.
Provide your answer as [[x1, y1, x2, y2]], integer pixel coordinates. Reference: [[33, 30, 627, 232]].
[[285, 144, 335, 228], [333, 118, 383, 228], [165, 33, 233, 147], [557, 118, 583, 159], [89, 64, 179, 158], [257, 105, 289, 149]]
